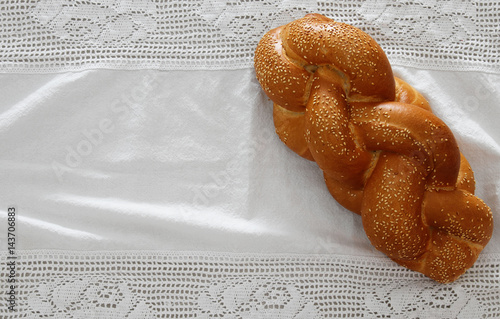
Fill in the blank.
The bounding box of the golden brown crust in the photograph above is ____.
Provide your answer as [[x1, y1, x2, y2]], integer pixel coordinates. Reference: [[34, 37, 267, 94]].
[[254, 26, 311, 112], [362, 152, 430, 260], [254, 13, 493, 283], [273, 103, 314, 161], [324, 172, 364, 215], [395, 77, 432, 112]]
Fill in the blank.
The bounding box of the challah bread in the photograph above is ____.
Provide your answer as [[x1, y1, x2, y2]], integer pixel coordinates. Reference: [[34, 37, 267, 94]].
[[254, 13, 493, 283]]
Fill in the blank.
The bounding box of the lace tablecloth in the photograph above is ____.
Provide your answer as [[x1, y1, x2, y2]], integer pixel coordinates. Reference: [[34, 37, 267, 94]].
[[1, 1, 499, 318]]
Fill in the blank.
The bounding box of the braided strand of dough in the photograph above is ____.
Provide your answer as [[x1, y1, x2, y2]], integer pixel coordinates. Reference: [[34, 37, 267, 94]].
[[254, 13, 493, 283]]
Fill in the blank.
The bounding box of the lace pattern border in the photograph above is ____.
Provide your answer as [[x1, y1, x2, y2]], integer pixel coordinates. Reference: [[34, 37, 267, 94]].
[[1, 250, 499, 318], [0, 0, 498, 73]]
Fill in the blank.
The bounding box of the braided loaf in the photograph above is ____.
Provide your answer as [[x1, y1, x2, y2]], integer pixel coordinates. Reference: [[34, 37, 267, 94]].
[[254, 13, 493, 283]]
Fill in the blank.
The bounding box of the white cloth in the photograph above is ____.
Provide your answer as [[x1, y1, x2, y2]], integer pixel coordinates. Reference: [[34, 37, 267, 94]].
[[1, 1, 499, 318]]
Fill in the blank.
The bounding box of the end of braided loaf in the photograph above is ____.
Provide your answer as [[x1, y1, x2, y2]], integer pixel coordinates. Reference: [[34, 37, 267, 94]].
[[254, 13, 493, 283]]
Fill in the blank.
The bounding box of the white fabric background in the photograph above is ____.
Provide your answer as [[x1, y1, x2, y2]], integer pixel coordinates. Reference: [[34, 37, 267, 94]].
[[0, 0, 499, 318], [1, 68, 499, 256]]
